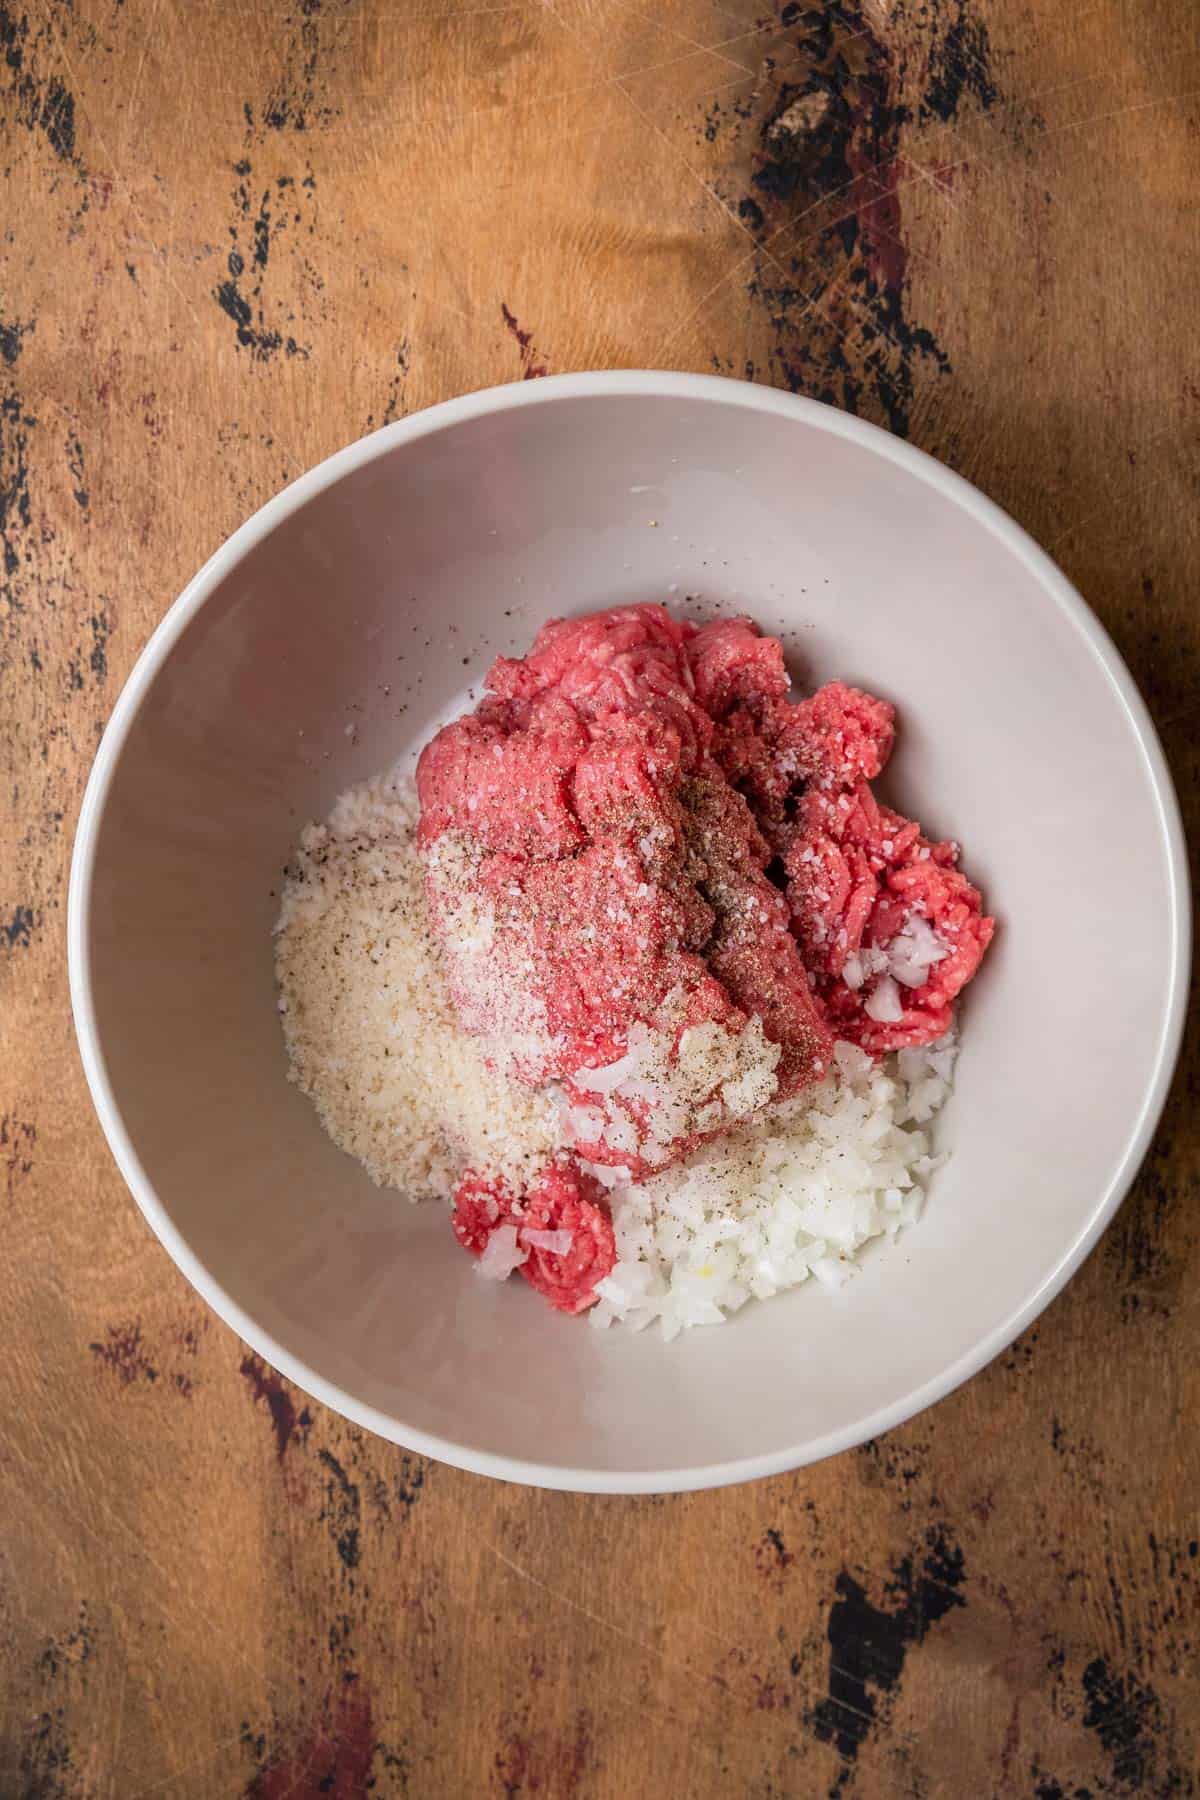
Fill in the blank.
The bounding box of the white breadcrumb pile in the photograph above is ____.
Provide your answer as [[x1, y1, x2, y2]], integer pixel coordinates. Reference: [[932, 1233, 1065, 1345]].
[[274, 768, 561, 1199], [274, 768, 957, 1336], [422, 829, 565, 1083]]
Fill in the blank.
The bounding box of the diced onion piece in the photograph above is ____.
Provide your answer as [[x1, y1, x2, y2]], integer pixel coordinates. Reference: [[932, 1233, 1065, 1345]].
[[864, 974, 903, 1023], [476, 1224, 528, 1281], [521, 1228, 574, 1256]]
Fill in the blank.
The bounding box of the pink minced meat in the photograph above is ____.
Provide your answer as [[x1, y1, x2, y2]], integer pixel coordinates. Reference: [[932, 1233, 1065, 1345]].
[[696, 616, 993, 1053], [421, 604, 994, 1311], [695, 617, 895, 845], [418, 605, 834, 1173], [452, 1164, 616, 1315], [785, 783, 995, 1052]]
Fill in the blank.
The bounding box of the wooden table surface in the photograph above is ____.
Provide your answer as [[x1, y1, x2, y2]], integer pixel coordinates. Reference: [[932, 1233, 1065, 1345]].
[[2, 1, 1198, 1793]]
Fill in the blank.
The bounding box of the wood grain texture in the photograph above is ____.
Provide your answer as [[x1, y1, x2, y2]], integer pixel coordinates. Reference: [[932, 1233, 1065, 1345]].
[[1, 0, 1197, 1794]]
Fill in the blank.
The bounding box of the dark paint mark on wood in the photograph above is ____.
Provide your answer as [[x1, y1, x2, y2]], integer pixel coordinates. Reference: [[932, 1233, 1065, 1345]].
[[1104, 1136, 1178, 1319], [37, 1605, 94, 1680], [811, 1526, 966, 1763], [366, 341, 410, 430], [40, 75, 74, 159], [921, 7, 999, 124], [393, 1453, 426, 1516], [0, 3, 84, 171], [64, 607, 109, 694], [1036, 1641, 1193, 1795], [1081, 1658, 1163, 1790], [89, 607, 109, 678], [17, 1705, 75, 1798], [0, 389, 36, 576], [1, 1112, 36, 1199], [1029, 1773, 1074, 1800], [855, 1433, 930, 1511], [239, 1352, 311, 1459], [243, 1689, 377, 1800], [1000, 1327, 1039, 1374], [318, 1448, 363, 1573], [66, 435, 88, 509], [501, 303, 550, 379], [214, 160, 313, 360], [703, 79, 756, 145], [248, 0, 345, 137], [89, 1320, 158, 1385], [756, 1526, 796, 1587], [732, 0, 1004, 437], [4, 902, 35, 949], [0, 312, 32, 365]]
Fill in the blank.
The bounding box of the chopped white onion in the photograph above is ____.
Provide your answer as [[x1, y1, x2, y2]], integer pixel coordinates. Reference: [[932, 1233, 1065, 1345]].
[[476, 1225, 528, 1281], [887, 914, 949, 988], [864, 974, 904, 1023], [572, 1054, 636, 1095], [521, 1228, 574, 1256]]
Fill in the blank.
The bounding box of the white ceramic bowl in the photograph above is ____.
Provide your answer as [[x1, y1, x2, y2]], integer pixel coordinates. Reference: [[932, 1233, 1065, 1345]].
[[69, 372, 1189, 1493]]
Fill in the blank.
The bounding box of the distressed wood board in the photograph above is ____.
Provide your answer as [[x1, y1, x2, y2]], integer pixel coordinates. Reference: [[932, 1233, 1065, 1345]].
[[2, 0, 1198, 1794]]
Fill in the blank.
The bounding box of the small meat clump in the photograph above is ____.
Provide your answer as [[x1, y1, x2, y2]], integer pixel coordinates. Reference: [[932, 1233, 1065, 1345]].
[[453, 1163, 616, 1314]]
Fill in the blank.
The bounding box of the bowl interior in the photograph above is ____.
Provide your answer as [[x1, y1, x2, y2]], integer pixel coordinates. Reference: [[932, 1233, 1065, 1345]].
[[78, 382, 1183, 1488]]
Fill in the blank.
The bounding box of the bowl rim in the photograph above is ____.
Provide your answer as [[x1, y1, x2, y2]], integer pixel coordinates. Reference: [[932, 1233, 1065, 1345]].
[[67, 370, 1192, 1494]]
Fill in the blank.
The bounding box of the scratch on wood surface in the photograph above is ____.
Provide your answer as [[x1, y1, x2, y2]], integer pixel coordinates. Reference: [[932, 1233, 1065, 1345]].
[[742, 42, 1199, 294], [900, 57, 1200, 193], [13, 1480, 268, 1693], [653, 245, 757, 358], [485, 1539, 872, 1741], [108, 1657, 129, 1800], [488, 1542, 667, 1660], [1047, 84, 1200, 137], [1046, 414, 1189, 554], [123, 1730, 249, 1800], [42, 10, 203, 333], [902, 150, 965, 216], [615, 78, 817, 301], [712, 64, 1196, 420], [122, 0, 163, 132], [217, 3, 540, 16], [613, 0, 766, 76], [985, 34, 1199, 121], [279, 20, 807, 139]]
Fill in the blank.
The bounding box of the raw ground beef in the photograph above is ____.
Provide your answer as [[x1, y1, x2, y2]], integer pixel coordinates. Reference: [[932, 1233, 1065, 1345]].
[[697, 615, 994, 1055], [452, 1163, 616, 1314], [418, 603, 993, 1314], [418, 605, 833, 1176]]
